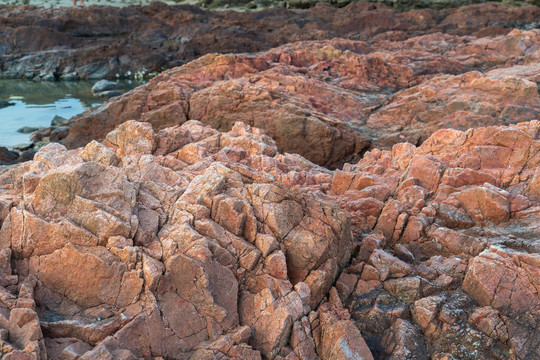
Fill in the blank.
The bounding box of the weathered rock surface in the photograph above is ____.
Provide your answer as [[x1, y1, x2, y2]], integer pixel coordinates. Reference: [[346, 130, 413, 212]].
[[331, 120, 540, 360], [1, 2, 539, 359], [0, 120, 355, 359], [35, 28, 540, 169], [1, 1, 539, 80], [1, 116, 539, 359]]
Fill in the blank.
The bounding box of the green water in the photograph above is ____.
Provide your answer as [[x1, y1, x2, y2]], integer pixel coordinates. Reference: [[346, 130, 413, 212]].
[[0, 80, 142, 148]]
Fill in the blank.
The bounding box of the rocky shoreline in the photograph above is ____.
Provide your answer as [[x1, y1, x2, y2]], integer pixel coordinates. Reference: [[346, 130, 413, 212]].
[[33, 29, 540, 168], [204, 0, 540, 10], [0, 2, 539, 82], [0, 1, 539, 359], [1, 1, 539, 164]]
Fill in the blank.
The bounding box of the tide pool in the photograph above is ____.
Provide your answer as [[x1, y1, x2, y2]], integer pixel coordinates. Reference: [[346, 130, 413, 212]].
[[0, 79, 140, 148]]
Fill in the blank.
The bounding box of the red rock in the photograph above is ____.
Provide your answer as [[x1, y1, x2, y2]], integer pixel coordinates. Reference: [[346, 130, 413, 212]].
[[369, 249, 413, 280], [426, 227, 487, 257], [469, 307, 509, 343], [313, 289, 374, 360], [450, 184, 510, 224], [23, 27, 539, 171], [335, 272, 359, 302], [0, 120, 356, 359], [463, 247, 540, 359], [0, 12, 539, 357], [463, 247, 540, 314], [413, 295, 445, 331]]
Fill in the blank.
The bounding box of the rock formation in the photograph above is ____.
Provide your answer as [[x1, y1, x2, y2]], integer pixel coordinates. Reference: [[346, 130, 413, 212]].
[[1, 1, 539, 80], [33, 29, 540, 169], [1, 115, 539, 359], [1, 2, 539, 359], [0, 120, 353, 359]]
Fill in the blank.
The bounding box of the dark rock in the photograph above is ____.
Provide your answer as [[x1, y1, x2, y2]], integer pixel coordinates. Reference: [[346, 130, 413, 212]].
[[94, 90, 124, 98], [17, 126, 44, 134], [0, 100, 14, 109], [17, 149, 36, 162], [59, 72, 79, 81], [12, 143, 34, 151], [51, 115, 68, 127], [1, 2, 540, 80], [0, 147, 19, 164], [91, 80, 126, 95]]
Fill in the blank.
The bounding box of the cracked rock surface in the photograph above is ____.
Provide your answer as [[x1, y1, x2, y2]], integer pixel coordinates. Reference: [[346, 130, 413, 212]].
[[1, 117, 539, 359], [1, 2, 540, 359], [33, 28, 540, 169]]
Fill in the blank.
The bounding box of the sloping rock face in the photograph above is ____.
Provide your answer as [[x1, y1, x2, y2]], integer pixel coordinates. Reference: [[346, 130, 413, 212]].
[[1, 119, 538, 359], [37, 29, 540, 168], [0, 120, 353, 359], [0, 1, 539, 80]]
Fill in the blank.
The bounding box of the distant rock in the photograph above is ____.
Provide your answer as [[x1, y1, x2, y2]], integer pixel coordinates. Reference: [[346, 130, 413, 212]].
[[91, 80, 126, 97], [17, 126, 44, 134], [0, 2, 539, 80], [0, 100, 14, 109], [200, 0, 540, 10], [51, 115, 68, 126], [93, 90, 124, 98]]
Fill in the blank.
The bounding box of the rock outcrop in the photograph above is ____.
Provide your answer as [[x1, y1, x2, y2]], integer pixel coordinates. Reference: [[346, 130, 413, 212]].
[[0, 120, 354, 359], [1, 2, 539, 359], [33, 28, 540, 168], [1, 117, 539, 359], [331, 120, 540, 360], [1, 1, 539, 80]]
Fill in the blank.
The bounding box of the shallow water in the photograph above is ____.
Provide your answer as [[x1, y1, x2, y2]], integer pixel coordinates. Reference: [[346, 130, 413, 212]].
[[0, 79, 141, 148]]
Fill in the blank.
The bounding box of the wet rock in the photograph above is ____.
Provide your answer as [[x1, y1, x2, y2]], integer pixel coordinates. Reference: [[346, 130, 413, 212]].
[[92, 80, 126, 98], [51, 115, 68, 127], [0, 100, 14, 109], [17, 126, 44, 134]]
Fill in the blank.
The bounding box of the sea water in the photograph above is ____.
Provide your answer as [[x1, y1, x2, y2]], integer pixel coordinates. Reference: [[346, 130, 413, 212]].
[[0, 80, 140, 148]]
